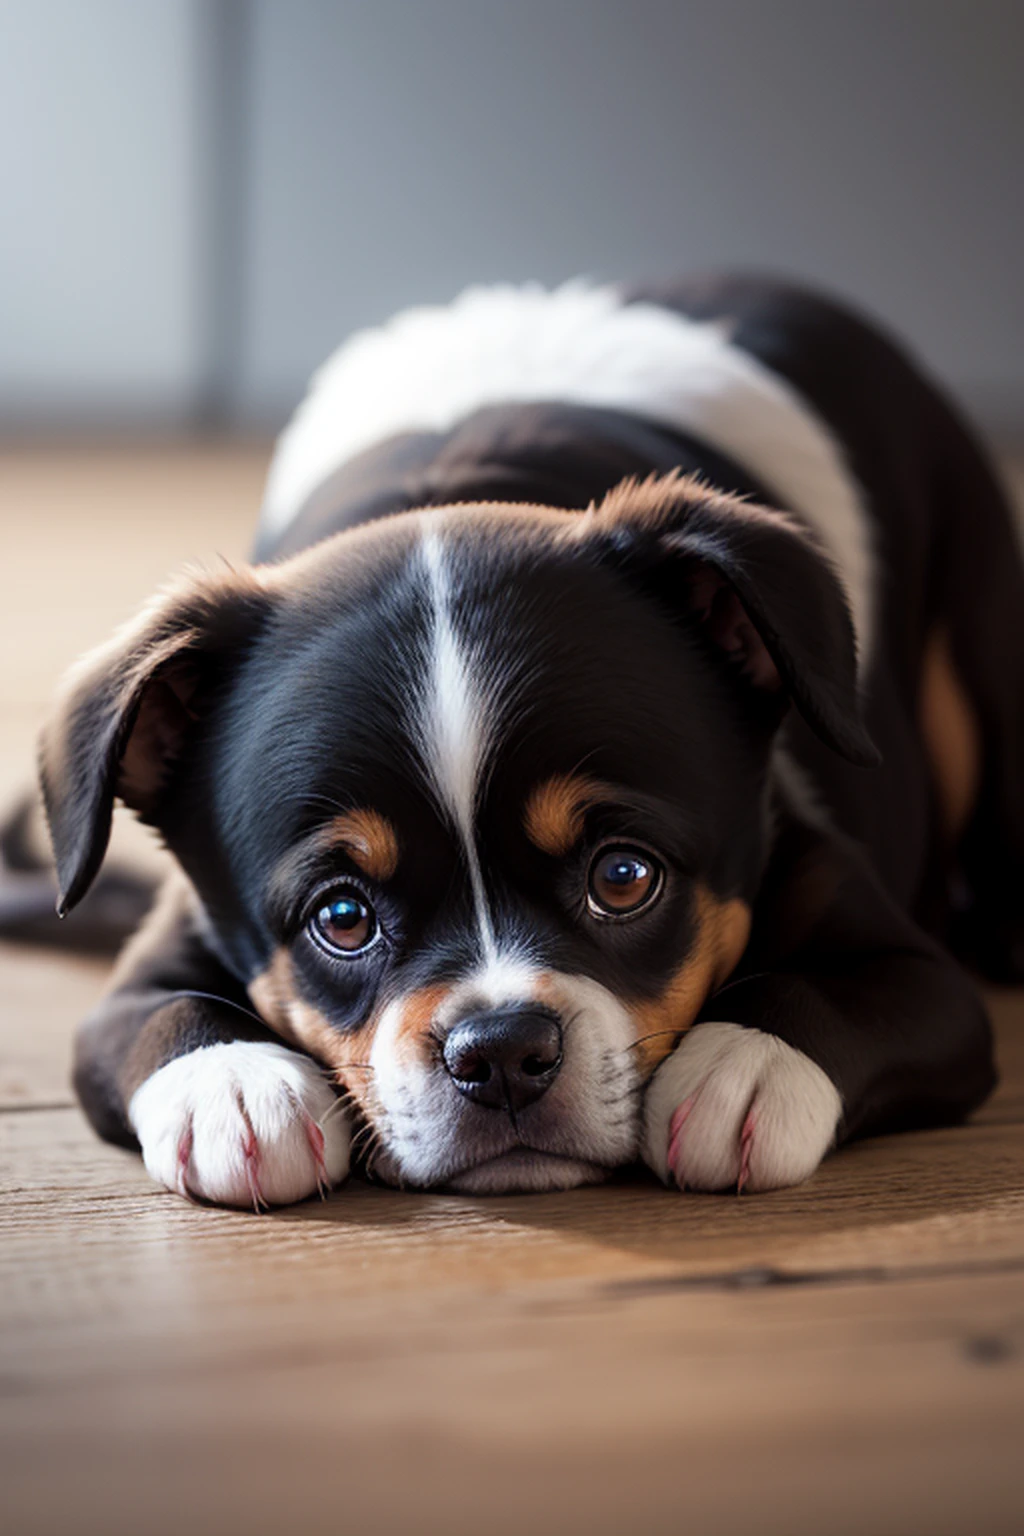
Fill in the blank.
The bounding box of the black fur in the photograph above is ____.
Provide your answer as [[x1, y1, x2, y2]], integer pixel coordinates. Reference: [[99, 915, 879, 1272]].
[[34, 273, 1020, 1188]]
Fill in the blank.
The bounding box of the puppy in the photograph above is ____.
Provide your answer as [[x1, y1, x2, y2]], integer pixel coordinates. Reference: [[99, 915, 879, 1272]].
[[41, 275, 1023, 1207]]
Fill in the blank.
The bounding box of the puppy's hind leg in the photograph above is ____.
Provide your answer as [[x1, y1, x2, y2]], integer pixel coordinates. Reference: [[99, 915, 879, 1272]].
[[927, 421, 1024, 979]]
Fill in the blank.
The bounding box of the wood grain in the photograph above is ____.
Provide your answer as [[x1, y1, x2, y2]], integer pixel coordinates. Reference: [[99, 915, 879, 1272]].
[[1, 446, 1023, 1536]]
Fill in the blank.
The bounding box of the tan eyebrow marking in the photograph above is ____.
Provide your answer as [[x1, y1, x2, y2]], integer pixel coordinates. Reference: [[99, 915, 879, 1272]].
[[523, 773, 615, 857], [322, 809, 400, 882]]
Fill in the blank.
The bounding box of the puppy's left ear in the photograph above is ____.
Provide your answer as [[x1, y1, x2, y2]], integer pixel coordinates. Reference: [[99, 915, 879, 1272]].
[[590, 474, 878, 766], [39, 569, 271, 915]]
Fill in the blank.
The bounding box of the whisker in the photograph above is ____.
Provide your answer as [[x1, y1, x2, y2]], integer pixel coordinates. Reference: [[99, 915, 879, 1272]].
[[565, 746, 602, 781], [621, 1028, 686, 1053], [360, 1126, 389, 1181], [326, 1071, 357, 1098], [317, 1095, 352, 1131], [350, 1119, 380, 1153], [163, 990, 270, 1029], [350, 1137, 375, 1167], [710, 971, 770, 1000]]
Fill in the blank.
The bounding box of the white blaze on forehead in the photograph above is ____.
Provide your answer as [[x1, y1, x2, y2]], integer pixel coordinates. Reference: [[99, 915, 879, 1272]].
[[417, 526, 501, 964], [434, 953, 544, 1026]]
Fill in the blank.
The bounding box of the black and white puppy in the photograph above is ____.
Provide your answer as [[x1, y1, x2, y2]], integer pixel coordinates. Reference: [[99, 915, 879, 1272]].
[[43, 274, 1024, 1207]]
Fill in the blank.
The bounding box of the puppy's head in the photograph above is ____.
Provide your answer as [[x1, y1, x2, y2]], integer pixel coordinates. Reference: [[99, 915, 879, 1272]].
[[41, 474, 872, 1191]]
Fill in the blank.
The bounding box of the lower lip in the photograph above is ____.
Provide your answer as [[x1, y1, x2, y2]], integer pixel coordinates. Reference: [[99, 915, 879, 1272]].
[[445, 1147, 610, 1195]]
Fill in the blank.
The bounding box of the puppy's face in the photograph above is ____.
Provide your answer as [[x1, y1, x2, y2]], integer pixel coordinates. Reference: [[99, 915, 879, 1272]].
[[43, 478, 871, 1191], [236, 515, 759, 1190]]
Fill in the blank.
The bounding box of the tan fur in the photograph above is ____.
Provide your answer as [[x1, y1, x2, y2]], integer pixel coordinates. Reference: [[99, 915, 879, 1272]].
[[250, 956, 452, 1120], [592, 468, 810, 546], [323, 809, 400, 882], [391, 984, 451, 1057], [630, 888, 751, 1073], [250, 948, 377, 1087], [523, 773, 614, 857], [918, 626, 981, 841], [250, 963, 372, 1106], [248, 949, 306, 1047], [263, 811, 400, 931]]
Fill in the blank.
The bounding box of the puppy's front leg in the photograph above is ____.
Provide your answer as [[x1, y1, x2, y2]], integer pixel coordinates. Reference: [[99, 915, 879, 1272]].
[[642, 822, 996, 1193], [643, 1018, 842, 1193], [75, 880, 350, 1208]]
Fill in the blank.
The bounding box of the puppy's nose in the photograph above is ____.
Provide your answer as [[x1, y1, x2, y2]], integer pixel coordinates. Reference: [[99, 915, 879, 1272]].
[[443, 1007, 563, 1113]]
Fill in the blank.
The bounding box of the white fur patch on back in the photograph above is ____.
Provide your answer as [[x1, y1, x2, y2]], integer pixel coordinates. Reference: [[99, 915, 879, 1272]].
[[261, 281, 874, 658]]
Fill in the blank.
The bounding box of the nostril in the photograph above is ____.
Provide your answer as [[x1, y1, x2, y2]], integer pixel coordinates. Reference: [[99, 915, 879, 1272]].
[[522, 1051, 559, 1077], [443, 1039, 492, 1085]]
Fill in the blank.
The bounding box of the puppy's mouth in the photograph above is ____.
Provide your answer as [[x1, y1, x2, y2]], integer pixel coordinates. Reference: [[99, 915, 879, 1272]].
[[444, 1146, 611, 1194]]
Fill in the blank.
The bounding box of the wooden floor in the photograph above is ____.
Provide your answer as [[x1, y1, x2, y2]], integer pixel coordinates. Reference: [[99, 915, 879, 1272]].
[[2, 446, 1024, 1536]]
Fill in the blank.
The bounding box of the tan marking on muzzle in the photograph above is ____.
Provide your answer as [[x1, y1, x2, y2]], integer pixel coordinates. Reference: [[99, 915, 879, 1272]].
[[250, 956, 453, 1116], [248, 949, 302, 1043], [323, 982, 456, 1130], [631, 888, 751, 1075], [393, 984, 452, 1053], [249, 949, 354, 1076], [250, 949, 366, 1077], [523, 773, 615, 857]]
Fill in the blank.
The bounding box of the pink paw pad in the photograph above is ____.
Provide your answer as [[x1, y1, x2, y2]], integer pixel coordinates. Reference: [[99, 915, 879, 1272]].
[[236, 1100, 267, 1212], [666, 1096, 696, 1187], [303, 1113, 330, 1198], [737, 1108, 756, 1194], [175, 1118, 194, 1199]]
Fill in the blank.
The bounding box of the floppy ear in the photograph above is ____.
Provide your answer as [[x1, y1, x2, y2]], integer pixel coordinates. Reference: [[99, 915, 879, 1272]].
[[39, 571, 271, 915], [590, 473, 878, 766]]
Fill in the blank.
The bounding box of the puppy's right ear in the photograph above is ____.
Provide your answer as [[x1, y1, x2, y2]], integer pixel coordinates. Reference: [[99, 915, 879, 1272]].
[[39, 571, 270, 916]]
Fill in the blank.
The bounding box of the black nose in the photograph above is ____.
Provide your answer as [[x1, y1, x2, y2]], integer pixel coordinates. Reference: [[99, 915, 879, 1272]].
[[443, 1007, 563, 1113]]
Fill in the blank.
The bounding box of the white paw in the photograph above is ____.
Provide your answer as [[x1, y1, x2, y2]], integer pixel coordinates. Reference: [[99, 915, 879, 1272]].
[[642, 1022, 841, 1193], [128, 1041, 350, 1208]]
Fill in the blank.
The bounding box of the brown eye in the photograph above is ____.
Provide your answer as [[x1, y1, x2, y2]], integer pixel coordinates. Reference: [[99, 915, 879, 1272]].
[[312, 889, 378, 955], [587, 846, 663, 919]]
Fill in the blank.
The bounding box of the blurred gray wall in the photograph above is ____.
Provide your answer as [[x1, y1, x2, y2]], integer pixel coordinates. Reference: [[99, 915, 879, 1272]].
[[2, 0, 1022, 437], [0, 0, 203, 424]]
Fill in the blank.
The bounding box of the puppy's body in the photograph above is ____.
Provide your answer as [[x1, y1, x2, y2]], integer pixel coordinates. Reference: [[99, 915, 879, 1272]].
[[45, 275, 1023, 1205]]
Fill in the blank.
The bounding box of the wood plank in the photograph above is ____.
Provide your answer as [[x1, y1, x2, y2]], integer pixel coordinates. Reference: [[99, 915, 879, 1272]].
[[1, 1276, 1021, 1536], [2, 1109, 1023, 1536]]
